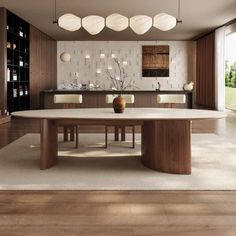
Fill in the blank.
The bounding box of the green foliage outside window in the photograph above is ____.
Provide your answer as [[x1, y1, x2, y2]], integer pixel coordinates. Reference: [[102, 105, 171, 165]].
[[225, 60, 236, 88]]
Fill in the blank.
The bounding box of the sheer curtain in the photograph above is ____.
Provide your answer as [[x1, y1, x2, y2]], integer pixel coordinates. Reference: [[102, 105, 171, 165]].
[[215, 26, 226, 111]]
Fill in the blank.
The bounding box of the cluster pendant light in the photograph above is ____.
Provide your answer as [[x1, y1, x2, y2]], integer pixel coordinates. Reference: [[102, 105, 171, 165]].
[[54, 0, 182, 35]]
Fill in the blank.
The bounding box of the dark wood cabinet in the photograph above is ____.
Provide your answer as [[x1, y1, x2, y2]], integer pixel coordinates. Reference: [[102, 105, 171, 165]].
[[6, 11, 30, 114], [0, 7, 57, 115]]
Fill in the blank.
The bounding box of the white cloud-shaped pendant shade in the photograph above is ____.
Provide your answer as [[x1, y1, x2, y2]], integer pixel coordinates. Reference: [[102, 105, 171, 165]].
[[58, 14, 81, 32], [153, 13, 177, 31], [82, 15, 105, 35], [129, 15, 152, 35], [106, 13, 129, 32]]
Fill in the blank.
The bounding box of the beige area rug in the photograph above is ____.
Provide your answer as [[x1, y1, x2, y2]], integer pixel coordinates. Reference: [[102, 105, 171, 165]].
[[0, 133, 236, 190]]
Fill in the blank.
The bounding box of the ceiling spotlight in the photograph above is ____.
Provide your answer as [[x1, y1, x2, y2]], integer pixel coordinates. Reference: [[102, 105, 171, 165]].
[[82, 15, 105, 35], [106, 13, 129, 32], [58, 13, 81, 31], [129, 15, 152, 35], [153, 13, 177, 31]]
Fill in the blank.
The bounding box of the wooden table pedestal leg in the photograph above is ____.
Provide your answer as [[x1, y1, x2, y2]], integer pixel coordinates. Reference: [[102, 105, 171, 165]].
[[63, 126, 68, 141], [40, 119, 58, 170], [141, 120, 191, 174], [114, 126, 119, 141], [121, 126, 126, 141]]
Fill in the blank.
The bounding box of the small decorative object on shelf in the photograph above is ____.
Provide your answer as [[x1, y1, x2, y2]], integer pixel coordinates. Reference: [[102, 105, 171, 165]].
[[25, 86, 28, 95], [113, 96, 126, 113], [19, 26, 24, 37], [13, 89, 18, 98], [19, 86, 24, 96], [7, 68, 10, 81], [12, 43, 16, 49], [19, 56, 23, 67], [13, 70, 17, 81], [7, 42, 11, 48], [183, 81, 194, 91], [156, 82, 161, 91]]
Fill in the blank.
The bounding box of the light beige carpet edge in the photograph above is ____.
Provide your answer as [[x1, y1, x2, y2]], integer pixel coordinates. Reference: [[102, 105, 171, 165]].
[[0, 133, 236, 190]]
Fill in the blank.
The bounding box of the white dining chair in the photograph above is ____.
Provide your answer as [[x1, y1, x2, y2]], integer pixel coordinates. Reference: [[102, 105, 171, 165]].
[[54, 94, 83, 148], [105, 94, 135, 148], [157, 94, 186, 108]]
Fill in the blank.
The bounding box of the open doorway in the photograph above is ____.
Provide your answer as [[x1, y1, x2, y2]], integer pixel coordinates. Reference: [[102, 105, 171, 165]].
[[225, 32, 236, 111]]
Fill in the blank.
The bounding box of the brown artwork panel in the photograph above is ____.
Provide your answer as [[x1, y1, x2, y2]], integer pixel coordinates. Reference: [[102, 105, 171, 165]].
[[142, 45, 169, 77]]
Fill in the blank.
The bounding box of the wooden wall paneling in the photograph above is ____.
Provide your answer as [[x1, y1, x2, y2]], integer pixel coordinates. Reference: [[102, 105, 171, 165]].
[[30, 26, 57, 109], [41, 33, 47, 92], [52, 39, 57, 89], [0, 8, 7, 115], [52, 40, 57, 89], [46, 38, 50, 89], [30, 26, 42, 109], [196, 32, 215, 110]]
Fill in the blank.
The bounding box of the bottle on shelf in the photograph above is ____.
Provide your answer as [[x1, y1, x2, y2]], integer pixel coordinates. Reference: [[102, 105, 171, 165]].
[[19, 55, 23, 67], [7, 56, 12, 64], [19, 86, 24, 96], [19, 26, 24, 37], [7, 42, 11, 49], [13, 70, 17, 81], [7, 68, 10, 81], [25, 85, 28, 95], [13, 89, 18, 98]]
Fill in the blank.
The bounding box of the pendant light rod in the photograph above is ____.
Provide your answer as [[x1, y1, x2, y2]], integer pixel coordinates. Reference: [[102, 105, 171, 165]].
[[53, 0, 58, 24], [177, 0, 182, 24]]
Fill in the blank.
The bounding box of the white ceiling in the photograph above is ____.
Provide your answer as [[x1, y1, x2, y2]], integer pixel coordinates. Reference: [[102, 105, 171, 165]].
[[0, 0, 236, 41]]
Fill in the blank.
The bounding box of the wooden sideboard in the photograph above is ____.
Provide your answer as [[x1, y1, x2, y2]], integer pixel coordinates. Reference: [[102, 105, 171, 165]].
[[40, 90, 193, 109]]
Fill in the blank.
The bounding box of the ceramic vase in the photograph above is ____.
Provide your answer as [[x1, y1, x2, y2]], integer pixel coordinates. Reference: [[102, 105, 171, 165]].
[[112, 96, 126, 113]]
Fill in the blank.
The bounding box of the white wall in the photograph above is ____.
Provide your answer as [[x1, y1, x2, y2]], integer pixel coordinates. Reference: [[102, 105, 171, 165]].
[[57, 41, 196, 91]]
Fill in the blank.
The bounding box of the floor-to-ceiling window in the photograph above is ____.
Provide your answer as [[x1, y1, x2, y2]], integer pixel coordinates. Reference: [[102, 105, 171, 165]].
[[225, 32, 236, 111]]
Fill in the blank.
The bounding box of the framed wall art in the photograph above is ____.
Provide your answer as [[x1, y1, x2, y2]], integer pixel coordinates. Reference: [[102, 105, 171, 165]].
[[142, 45, 169, 77]]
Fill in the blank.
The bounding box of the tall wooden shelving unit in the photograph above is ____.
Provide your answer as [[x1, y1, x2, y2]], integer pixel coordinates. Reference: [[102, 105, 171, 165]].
[[6, 11, 30, 114], [0, 7, 57, 118]]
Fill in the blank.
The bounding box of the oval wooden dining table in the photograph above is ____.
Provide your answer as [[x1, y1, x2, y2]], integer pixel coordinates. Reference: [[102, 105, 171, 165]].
[[12, 108, 226, 174]]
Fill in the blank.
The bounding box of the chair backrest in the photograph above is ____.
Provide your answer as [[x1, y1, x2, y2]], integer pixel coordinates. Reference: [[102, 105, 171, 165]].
[[106, 94, 135, 104], [54, 94, 83, 104], [157, 94, 186, 104]]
